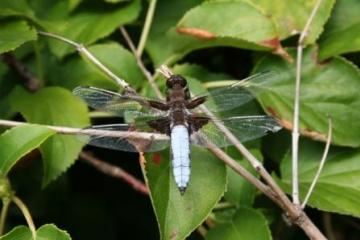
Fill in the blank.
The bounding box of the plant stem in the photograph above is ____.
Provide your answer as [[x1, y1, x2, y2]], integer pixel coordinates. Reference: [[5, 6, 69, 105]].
[[0, 199, 10, 235], [136, 0, 157, 57], [301, 117, 332, 209], [196, 225, 207, 237], [1, 53, 40, 92], [0, 119, 167, 141], [120, 27, 163, 99], [12, 196, 36, 239], [38, 31, 134, 92], [292, 0, 323, 206]]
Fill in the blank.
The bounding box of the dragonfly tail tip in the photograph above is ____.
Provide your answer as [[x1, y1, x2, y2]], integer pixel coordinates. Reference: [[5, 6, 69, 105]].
[[179, 187, 187, 195]]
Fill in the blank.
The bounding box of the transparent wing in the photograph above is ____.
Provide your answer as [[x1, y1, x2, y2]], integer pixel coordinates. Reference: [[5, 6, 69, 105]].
[[191, 115, 282, 148], [73, 86, 166, 118], [78, 124, 170, 152], [195, 71, 279, 113]]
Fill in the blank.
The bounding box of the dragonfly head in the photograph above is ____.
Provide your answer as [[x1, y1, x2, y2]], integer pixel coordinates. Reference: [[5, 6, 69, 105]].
[[166, 74, 187, 89]]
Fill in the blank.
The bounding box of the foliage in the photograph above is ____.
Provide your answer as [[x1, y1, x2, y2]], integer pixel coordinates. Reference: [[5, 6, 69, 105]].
[[0, 0, 359, 239]]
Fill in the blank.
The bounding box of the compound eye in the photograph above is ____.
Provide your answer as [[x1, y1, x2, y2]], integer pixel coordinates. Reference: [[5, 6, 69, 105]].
[[180, 79, 187, 87]]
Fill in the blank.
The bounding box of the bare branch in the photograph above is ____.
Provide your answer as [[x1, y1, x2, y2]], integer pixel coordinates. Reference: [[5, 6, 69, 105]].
[[292, 0, 324, 205], [301, 117, 332, 209], [119, 27, 163, 99], [37, 31, 134, 93], [80, 151, 149, 195], [0, 119, 167, 141], [1, 53, 40, 92]]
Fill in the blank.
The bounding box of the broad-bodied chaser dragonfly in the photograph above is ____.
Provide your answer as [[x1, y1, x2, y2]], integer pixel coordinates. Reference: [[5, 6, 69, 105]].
[[73, 72, 281, 194]]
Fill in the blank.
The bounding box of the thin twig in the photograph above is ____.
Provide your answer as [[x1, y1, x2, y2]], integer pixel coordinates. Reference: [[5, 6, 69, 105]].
[[119, 27, 163, 99], [0, 199, 10, 235], [136, 0, 158, 57], [292, 0, 324, 206], [196, 225, 207, 237], [37, 31, 134, 93], [213, 202, 235, 210], [12, 196, 36, 239], [80, 151, 149, 195], [0, 119, 167, 141], [301, 118, 332, 209], [1, 53, 40, 92]]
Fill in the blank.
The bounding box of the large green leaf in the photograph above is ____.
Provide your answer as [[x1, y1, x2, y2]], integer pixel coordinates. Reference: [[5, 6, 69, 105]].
[[253, 47, 360, 147], [0, 125, 55, 176], [47, 42, 145, 90], [0, 21, 37, 54], [319, 0, 360, 59], [45, 0, 141, 58], [147, 0, 281, 66], [147, 0, 335, 66], [0, 224, 71, 240], [177, 1, 279, 48], [144, 147, 226, 240], [9, 86, 90, 186], [250, 0, 335, 44], [206, 207, 271, 240], [279, 139, 360, 218]]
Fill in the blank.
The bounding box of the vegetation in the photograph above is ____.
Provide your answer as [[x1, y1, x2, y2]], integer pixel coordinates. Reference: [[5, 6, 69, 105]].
[[0, 0, 359, 239]]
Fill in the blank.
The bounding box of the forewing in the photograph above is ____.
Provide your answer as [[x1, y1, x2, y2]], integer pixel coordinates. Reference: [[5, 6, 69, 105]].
[[195, 71, 279, 113], [78, 124, 170, 152], [73, 86, 165, 118], [191, 116, 282, 148]]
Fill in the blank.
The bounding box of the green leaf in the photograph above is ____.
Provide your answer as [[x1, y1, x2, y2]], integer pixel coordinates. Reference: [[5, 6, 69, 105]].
[[250, 0, 335, 44], [36, 224, 71, 240], [147, 0, 290, 66], [0, 21, 37, 54], [144, 147, 226, 240], [147, 0, 335, 66], [0, 125, 55, 176], [279, 139, 360, 218], [47, 42, 145, 90], [0, 0, 35, 19], [46, 0, 141, 58], [206, 207, 271, 240], [319, 0, 360, 59], [253, 47, 360, 147], [177, 1, 278, 47], [0, 224, 71, 240], [0, 226, 31, 240], [9, 86, 90, 186]]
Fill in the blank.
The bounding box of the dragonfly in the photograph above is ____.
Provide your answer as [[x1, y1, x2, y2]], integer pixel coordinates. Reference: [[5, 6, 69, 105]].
[[73, 72, 282, 194]]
